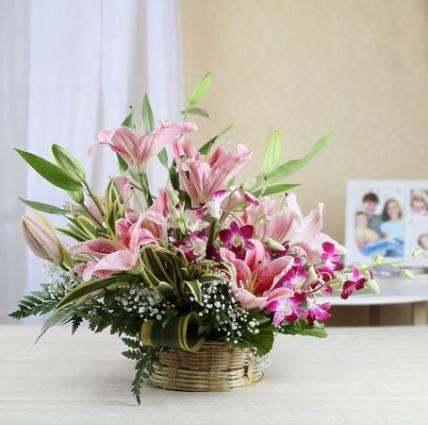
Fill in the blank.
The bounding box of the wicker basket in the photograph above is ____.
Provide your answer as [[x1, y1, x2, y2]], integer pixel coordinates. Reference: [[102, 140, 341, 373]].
[[148, 342, 266, 391]]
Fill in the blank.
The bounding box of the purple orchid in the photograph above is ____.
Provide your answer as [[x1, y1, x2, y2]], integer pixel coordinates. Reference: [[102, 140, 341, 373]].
[[319, 242, 343, 273], [265, 292, 307, 327], [175, 233, 208, 261], [341, 267, 367, 299], [219, 221, 255, 255], [306, 302, 332, 326], [276, 265, 310, 291]]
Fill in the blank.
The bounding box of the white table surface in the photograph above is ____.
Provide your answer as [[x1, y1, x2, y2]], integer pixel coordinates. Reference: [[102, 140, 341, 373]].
[[1, 325, 428, 425]]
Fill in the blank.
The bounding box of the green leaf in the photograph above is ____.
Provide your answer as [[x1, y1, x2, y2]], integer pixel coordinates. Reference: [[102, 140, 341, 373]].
[[116, 153, 128, 173], [300, 325, 328, 338], [51, 144, 86, 182], [262, 130, 282, 177], [245, 324, 275, 356], [183, 106, 209, 118], [157, 148, 169, 168], [56, 227, 86, 242], [55, 275, 128, 309], [278, 320, 328, 338], [121, 108, 134, 128], [199, 123, 233, 155], [142, 94, 155, 133], [15, 149, 82, 192], [188, 71, 213, 105], [140, 312, 204, 352], [251, 183, 300, 197], [184, 280, 203, 304], [122, 337, 142, 350], [19, 198, 68, 215], [267, 134, 330, 183]]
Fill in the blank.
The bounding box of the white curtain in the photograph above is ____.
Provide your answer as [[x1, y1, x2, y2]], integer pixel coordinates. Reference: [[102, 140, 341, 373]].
[[0, 0, 183, 321]]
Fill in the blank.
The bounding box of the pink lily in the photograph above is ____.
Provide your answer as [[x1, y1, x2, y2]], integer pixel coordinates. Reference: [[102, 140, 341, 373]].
[[173, 139, 252, 205], [70, 212, 160, 280], [89, 121, 197, 173], [254, 193, 345, 262], [220, 244, 294, 309]]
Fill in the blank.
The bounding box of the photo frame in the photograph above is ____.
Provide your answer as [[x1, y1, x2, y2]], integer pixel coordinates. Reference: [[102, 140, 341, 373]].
[[345, 180, 428, 268]]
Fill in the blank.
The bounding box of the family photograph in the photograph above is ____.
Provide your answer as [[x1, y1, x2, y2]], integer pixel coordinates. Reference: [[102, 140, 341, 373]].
[[354, 191, 405, 258]]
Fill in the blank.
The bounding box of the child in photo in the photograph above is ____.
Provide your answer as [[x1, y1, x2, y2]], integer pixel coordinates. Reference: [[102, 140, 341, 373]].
[[355, 212, 379, 247], [417, 233, 428, 257], [410, 191, 428, 216]]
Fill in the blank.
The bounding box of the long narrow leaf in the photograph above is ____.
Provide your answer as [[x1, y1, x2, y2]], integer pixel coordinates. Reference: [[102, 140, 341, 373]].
[[55, 275, 130, 309], [142, 94, 155, 132], [184, 280, 203, 304], [199, 123, 233, 155], [15, 149, 82, 192], [116, 154, 128, 173], [188, 72, 213, 105], [183, 106, 209, 118], [121, 109, 135, 128], [157, 149, 169, 168], [19, 198, 68, 215], [56, 227, 85, 242], [267, 134, 330, 183], [251, 183, 300, 197], [262, 130, 282, 177]]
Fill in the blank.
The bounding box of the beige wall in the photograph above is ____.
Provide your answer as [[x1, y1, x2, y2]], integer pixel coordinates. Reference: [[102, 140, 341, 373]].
[[181, 0, 428, 242], [181, 0, 428, 325]]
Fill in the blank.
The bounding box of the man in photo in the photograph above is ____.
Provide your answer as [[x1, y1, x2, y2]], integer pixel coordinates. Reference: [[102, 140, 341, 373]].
[[362, 192, 382, 234]]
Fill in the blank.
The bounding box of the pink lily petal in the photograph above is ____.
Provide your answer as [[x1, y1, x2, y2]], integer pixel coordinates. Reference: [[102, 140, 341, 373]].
[[69, 239, 121, 258]]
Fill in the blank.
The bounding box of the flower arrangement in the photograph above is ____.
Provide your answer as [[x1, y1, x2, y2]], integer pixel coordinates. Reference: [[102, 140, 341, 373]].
[[12, 73, 396, 402]]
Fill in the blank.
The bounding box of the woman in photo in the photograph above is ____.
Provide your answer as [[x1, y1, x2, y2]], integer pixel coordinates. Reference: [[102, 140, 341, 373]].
[[379, 199, 405, 257]]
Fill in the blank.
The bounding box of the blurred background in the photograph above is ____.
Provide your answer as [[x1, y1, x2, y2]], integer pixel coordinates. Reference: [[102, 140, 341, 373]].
[[1, 0, 427, 324]]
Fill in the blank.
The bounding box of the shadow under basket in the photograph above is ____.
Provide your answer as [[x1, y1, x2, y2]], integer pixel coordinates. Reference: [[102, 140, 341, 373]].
[[148, 342, 267, 392]]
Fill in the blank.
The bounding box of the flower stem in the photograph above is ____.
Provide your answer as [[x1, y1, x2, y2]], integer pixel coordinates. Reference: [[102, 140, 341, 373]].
[[138, 173, 153, 207], [82, 181, 104, 219]]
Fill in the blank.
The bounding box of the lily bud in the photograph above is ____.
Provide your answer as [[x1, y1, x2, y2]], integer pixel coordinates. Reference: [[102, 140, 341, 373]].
[[68, 189, 84, 204], [401, 269, 415, 280], [21, 214, 66, 266], [412, 249, 423, 258], [365, 279, 380, 294], [265, 237, 285, 251], [52, 144, 86, 182]]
